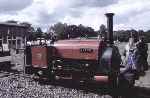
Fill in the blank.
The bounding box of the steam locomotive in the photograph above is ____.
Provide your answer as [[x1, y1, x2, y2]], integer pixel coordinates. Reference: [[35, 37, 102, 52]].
[[25, 13, 135, 89]]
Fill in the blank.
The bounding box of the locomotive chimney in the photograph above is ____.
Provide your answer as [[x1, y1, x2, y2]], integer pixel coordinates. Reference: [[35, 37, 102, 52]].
[[105, 13, 114, 44]]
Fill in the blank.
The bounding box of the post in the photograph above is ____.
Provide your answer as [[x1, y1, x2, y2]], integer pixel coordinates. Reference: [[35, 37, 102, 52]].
[[23, 36, 26, 75]]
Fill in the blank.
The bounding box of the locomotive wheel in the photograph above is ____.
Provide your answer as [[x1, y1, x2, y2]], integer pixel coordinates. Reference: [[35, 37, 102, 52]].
[[111, 73, 136, 98], [111, 79, 122, 98], [47, 68, 56, 83], [25, 66, 33, 74], [49, 71, 55, 81], [109, 72, 121, 98]]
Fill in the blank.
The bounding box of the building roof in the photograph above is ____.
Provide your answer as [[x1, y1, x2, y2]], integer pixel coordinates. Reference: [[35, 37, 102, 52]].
[[0, 22, 28, 28]]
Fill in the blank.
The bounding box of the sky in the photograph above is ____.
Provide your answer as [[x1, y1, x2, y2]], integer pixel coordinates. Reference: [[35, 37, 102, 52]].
[[0, 0, 150, 31]]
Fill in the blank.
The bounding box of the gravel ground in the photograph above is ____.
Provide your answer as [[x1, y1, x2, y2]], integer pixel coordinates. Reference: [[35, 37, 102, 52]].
[[0, 71, 112, 98]]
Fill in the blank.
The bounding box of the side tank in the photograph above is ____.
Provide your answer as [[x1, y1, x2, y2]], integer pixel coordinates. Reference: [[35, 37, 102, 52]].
[[52, 39, 106, 60]]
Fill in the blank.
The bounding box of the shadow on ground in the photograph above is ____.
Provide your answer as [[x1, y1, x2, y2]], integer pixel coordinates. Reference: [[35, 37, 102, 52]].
[[0, 63, 20, 74], [37, 78, 150, 98]]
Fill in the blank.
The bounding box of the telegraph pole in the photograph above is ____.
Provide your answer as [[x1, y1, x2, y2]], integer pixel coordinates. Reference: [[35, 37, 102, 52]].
[[23, 31, 27, 75]]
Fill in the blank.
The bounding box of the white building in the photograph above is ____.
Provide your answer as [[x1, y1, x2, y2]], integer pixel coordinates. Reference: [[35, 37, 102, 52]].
[[0, 21, 30, 50]]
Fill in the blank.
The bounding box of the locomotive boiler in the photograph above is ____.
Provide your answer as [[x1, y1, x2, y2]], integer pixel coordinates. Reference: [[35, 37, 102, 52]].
[[26, 13, 122, 88]]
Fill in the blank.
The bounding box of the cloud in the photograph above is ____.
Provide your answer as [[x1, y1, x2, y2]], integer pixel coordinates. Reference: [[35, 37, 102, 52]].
[[0, 0, 150, 31], [0, 0, 33, 13], [108, 0, 150, 30], [114, 11, 150, 31], [0, 0, 119, 31], [71, 0, 118, 8], [62, 8, 107, 30], [21, 0, 118, 28]]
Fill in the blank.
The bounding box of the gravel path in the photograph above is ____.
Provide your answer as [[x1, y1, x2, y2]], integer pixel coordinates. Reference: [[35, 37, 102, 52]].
[[135, 70, 150, 87], [0, 71, 112, 98]]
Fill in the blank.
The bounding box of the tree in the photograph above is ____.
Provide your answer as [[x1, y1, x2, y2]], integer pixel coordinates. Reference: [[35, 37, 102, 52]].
[[48, 22, 67, 39], [99, 24, 107, 38], [48, 22, 97, 39], [19, 22, 37, 41], [27, 27, 36, 41], [43, 33, 51, 40], [78, 24, 97, 38], [35, 27, 43, 38]]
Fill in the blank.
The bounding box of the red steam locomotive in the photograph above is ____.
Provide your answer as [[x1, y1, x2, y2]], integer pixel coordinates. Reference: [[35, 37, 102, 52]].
[[25, 13, 135, 89]]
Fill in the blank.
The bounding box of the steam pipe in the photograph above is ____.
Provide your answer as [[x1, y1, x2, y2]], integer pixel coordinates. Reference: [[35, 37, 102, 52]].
[[105, 13, 114, 44]]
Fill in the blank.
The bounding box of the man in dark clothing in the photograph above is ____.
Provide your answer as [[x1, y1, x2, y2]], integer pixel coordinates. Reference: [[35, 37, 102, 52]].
[[135, 37, 148, 72]]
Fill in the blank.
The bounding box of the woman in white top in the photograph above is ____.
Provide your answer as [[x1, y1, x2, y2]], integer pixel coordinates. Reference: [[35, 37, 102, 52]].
[[123, 38, 136, 66], [120, 38, 138, 87]]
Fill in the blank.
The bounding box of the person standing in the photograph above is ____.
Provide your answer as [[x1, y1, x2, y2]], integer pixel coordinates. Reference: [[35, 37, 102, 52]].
[[121, 37, 137, 87], [135, 37, 148, 73], [123, 38, 136, 65]]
